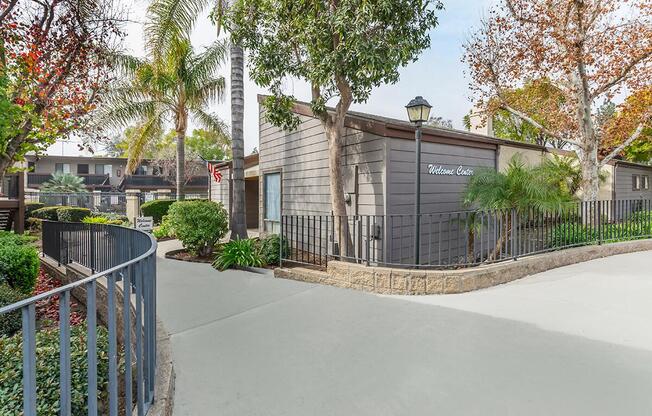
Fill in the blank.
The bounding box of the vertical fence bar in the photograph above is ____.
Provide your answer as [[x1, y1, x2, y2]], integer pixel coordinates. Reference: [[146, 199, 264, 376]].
[[108, 272, 118, 416], [59, 290, 72, 416], [136, 263, 144, 416], [87, 280, 98, 416], [123, 267, 133, 416], [22, 304, 37, 416]]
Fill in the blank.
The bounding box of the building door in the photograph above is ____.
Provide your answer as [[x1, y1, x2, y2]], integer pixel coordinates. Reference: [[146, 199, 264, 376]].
[[263, 172, 281, 233]]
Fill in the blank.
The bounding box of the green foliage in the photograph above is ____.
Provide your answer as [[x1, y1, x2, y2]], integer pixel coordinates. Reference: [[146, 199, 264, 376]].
[[537, 155, 608, 198], [41, 172, 88, 193], [31, 206, 61, 221], [141, 199, 176, 224], [0, 284, 26, 338], [258, 234, 289, 266], [212, 238, 263, 271], [0, 237, 39, 295], [0, 231, 33, 246], [0, 324, 115, 415], [82, 216, 123, 225], [57, 207, 92, 223], [167, 200, 228, 256], [226, 0, 443, 130], [551, 211, 652, 248], [152, 215, 174, 239], [26, 218, 42, 232], [463, 155, 573, 213], [25, 202, 45, 220]]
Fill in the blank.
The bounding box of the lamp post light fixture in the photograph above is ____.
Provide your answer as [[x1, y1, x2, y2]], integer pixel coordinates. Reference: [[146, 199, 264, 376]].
[[406, 96, 432, 264]]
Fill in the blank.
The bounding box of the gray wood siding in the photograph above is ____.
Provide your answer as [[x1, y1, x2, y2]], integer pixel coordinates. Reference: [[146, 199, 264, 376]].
[[614, 164, 652, 201], [386, 138, 497, 265], [210, 167, 231, 217], [259, 106, 387, 261]]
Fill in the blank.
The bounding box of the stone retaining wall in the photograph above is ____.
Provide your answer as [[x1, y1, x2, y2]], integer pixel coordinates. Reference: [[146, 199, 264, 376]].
[[276, 239, 652, 295]]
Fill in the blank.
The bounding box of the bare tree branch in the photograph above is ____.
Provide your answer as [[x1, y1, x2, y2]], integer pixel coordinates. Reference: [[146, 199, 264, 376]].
[[593, 50, 652, 98], [600, 107, 652, 166], [499, 102, 582, 147]]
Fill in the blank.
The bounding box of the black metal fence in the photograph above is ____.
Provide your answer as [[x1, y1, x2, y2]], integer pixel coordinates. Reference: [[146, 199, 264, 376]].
[[26, 191, 128, 214], [281, 199, 652, 269]]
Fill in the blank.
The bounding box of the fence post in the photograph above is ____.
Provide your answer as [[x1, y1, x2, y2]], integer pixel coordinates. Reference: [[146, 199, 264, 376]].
[[597, 201, 602, 245], [126, 189, 141, 224], [511, 209, 517, 260], [279, 215, 283, 268]]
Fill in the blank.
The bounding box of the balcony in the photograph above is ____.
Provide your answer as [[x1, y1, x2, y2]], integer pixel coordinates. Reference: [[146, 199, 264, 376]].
[[27, 173, 110, 188]]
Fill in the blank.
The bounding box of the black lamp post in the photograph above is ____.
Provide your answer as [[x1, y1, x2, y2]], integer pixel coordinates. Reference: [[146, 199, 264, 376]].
[[406, 96, 432, 264]]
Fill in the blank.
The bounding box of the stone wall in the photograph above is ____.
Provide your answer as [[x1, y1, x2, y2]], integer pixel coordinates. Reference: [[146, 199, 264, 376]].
[[276, 239, 652, 295]]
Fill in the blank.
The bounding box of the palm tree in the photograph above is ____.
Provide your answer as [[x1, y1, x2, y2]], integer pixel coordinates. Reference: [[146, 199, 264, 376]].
[[101, 28, 229, 200], [41, 172, 87, 193], [145, 0, 248, 237], [463, 155, 572, 261]]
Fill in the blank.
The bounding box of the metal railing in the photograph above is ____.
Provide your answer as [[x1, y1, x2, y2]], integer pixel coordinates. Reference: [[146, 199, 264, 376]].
[[0, 221, 157, 415], [281, 199, 652, 269], [25, 192, 128, 214]]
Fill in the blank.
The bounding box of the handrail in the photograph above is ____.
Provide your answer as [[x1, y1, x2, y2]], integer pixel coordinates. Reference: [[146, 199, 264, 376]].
[[0, 221, 158, 415], [0, 222, 156, 314]]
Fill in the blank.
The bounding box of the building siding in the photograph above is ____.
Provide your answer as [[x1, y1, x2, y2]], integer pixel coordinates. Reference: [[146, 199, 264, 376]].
[[210, 166, 231, 217], [614, 164, 652, 201]]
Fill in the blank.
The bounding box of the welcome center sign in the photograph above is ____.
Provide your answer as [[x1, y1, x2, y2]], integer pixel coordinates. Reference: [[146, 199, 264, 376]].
[[427, 164, 475, 176]]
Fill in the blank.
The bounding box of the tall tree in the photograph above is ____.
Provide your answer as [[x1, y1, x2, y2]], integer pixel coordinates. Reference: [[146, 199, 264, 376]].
[[100, 33, 229, 199], [226, 0, 442, 248], [146, 0, 248, 238], [0, 0, 122, 185], [464, 0, 652, 201]]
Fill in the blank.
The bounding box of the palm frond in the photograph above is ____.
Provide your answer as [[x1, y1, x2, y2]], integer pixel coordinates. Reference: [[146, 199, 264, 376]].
[[191, 108, 231, 139], [188, 40, 228, 85], [109, 52, 146, 77], [145, 0, 210, 59], [126, 116, 165, 173], [97, 100, 162, 130], [188, 76, 226, 107]]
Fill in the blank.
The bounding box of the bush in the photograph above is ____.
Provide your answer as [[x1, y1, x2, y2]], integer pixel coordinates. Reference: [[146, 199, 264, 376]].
[[26, 218, 42, 232], [30, 206, 61, 221], [57, 207, 91, 222], [0, 284, 26, 338], [0, 241, 40, 295], [141, 199, 176, 224], [0, 231, 32, 246], [91, 212, 129, 225], [152, 215, 173, 240], [24, 202, 45, 220], [0, 324, 115, 415], [82, 216, 124, 225], [167, 200, 228, 256], [259, 234, 289, 266], [212, 238, 263, 271]]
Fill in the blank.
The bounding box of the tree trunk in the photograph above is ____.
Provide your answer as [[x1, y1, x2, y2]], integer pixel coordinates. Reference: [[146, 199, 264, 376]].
[[230, 43, 247, 240], [324, 122, 354, 257], [175, 112, 187, 200]]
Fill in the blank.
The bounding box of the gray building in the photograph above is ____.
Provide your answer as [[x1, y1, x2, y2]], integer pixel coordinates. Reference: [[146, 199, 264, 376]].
[[249, 96, 652, 265]]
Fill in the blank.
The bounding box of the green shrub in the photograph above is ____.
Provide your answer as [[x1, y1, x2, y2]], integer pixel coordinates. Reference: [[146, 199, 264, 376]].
[[0, 242, 40, 294], [141, 199, 176, 224], [0, 324, 115, 415], [152, 215, 173, 240], [91, 212, 129, 225], [57, 207, 91, 222], [550, 222, 597, 248], [26, 218, 42, 232], [213, 238, 263, 271], [167, 200, 228, 256], [82, 216, 123, 225], [0, 231, 32, 246], [24, 202, 45, 220], [30, 206, 61, 221], [0, 284, 26, 338], [259, 234, 289, 266]]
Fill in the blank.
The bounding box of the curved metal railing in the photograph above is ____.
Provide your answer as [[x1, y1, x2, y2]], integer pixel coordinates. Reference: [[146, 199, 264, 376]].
[[0, 221, 157, 416]]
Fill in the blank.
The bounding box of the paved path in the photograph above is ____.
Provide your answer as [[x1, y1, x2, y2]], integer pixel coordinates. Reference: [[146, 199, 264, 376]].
[[156, 241, 652, 416]]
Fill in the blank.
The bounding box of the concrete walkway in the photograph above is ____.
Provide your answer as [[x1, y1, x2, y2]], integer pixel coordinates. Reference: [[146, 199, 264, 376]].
[[156, 241, 652, 416]]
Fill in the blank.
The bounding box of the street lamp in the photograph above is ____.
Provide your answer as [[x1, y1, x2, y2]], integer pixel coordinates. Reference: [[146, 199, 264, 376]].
[[406, 96, 432, 264]]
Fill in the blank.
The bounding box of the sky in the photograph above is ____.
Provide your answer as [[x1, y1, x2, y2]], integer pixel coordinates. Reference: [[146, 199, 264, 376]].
[[48, 0, 494, 156]]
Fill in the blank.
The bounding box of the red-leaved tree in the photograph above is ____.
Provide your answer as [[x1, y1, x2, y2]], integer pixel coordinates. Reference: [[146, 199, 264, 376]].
[[464, 0, 652, 201], [0, 0, 123, 183]]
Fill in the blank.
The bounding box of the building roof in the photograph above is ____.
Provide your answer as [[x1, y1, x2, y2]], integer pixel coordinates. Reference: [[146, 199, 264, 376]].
[[209, 153, 259, 171], [257, 94, 572, 154]]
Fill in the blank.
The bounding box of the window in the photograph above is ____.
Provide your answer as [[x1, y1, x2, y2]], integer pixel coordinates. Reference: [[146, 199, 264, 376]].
[[633, 175, 641, 191], [55, 163, 71, 174], [644, 176, 650, 190], [264, 173, 281, 233], [135, 165, 147, 175], [95, 164, 112, 177], [77, 164, 89, 174]]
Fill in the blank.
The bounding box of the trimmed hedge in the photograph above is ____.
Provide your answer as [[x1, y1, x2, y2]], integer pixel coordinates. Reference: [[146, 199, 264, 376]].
[[141, 199, 175, 224], [167, 200, 228, 256], [0, 240, 40, 295], [0, 324, 115, 415], [24, 202, 45, 220], [30, 206, 61, 221], [82, 216, 124, 225], [57, 207, 91, 222], [0, 284, 25, 338]]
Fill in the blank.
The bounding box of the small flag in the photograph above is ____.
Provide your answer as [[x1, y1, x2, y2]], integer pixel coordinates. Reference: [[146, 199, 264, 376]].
[[202, 157, 223, 183]]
